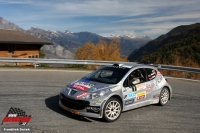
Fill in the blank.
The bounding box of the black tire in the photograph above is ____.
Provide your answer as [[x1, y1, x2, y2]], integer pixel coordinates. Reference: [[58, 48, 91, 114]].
[[103, 98, 122, 122], [158, 87, 170, 106]]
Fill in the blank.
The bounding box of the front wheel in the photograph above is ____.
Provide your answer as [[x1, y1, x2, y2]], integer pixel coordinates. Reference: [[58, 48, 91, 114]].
[[103, 98, 122, 122], [158, 87, 170, 106]]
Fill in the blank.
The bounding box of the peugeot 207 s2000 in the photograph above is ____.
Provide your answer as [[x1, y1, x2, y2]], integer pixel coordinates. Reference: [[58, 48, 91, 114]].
[[59, 63, 172, 122]]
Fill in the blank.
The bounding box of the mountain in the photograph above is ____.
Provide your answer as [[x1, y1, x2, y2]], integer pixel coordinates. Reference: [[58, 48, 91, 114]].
[[118, 36, 151, 57], [0, 16, 151, 59], [0, 17, 24, 31], [27, 27, 151, 58], [128, 23, 200, 67]]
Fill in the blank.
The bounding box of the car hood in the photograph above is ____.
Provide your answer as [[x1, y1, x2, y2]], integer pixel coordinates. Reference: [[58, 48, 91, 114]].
[[69, 77, 117, 92]]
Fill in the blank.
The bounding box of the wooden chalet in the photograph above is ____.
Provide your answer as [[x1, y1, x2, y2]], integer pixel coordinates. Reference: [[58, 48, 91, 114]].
[[0, 29, 51, 66]]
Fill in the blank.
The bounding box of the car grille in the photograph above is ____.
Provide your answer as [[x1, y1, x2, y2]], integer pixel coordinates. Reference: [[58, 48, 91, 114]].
[[60, 93, 90, 110]]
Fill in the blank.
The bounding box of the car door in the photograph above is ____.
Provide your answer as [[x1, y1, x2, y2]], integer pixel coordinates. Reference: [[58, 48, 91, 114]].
[[122, 68, 154, 110], [145, 68, 162, 103]]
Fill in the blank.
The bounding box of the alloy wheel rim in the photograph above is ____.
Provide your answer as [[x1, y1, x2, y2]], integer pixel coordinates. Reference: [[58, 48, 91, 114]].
[[161, 89, 169, 104], [105, 101, 121, 120]]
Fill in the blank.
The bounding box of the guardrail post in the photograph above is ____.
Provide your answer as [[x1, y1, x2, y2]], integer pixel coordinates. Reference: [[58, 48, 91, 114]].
[[33, 63, 37, 68]]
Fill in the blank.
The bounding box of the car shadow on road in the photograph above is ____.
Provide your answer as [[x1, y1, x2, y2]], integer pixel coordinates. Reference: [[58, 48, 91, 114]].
[[45, 95, 93, 122]]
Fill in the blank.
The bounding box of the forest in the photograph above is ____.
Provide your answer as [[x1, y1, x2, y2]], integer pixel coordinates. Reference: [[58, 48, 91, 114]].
[[74, 30, 200, 79], [136, 32, 200, 79]]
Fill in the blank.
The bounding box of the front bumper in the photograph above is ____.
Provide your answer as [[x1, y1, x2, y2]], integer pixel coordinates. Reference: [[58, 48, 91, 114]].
[[59, 93, 104, 118]]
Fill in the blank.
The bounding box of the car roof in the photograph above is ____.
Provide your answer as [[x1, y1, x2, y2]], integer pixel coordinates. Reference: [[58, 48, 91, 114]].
[[107, 63, 157, 69]]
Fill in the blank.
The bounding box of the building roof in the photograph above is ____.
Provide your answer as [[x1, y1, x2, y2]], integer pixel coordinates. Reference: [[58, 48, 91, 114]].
[[0, 29, 51, 45]]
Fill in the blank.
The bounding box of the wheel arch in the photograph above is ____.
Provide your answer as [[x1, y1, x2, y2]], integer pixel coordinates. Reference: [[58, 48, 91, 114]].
[[109, 95, 123, 108], [163, 86, 171, 100]]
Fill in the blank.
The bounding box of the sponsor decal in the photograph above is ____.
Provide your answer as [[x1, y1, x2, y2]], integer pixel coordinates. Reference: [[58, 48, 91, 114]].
[[157, 76, 163, 83], [91, 85, 113, 91], [136, 91, 146, 101], [148, 69, 157, 80], [132, 86, 137, 92], [157, 71, 162, 76], [86, 106, 100, 113], [71, 84, 87, 91], [91, 88, 97, 91], [76, 92, 88, 99], [157, 76, 165, 86], [125, 99, 134, 106], [125, 92, 135, 99], [145, 83, 151, 91], [136, 83, 146, 91], [145, 87, 151, 91], [1, 107, 32, 126], [71, 82, 95, 91], [149, 75, 156, 80], [123, 87, 133, 92], [110, 87, 120, 92]]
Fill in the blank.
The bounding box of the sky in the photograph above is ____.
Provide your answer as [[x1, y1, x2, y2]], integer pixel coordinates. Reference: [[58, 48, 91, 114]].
[[0, 0, 200, 39]]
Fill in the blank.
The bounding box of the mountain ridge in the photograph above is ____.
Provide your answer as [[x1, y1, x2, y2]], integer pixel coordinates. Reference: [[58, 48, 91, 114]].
[[128, 23, 200, 68], [128, 23, 200, 62], [0, 16, 151, 59]]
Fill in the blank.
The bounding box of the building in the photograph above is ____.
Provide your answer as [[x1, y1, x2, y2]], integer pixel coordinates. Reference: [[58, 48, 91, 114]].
[[0, 29, 51, 66]]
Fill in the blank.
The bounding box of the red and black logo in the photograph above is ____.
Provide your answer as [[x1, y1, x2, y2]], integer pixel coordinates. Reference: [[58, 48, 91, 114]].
[[1, 107, 32, 126]]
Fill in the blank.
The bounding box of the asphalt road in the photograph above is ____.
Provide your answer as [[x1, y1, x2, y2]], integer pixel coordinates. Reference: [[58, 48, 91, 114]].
[[0, 68, 199, 133]]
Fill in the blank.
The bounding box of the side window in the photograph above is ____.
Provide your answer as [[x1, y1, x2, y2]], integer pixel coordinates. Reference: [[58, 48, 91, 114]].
[[123, 78, 129, 87], [146, 68, 157, 81], [123, 68, 146, 87]]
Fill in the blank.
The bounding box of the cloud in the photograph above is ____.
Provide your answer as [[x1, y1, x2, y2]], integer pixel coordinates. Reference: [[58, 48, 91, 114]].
[[96, 21, 198, 39], [0, 0, 199, 38], [0, 0, 32, 4], [117, 12, 200, 24]]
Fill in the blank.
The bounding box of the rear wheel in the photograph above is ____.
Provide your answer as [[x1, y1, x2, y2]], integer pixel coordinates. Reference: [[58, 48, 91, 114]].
[[103, 98, 122, 122], [159, 87, 170, 106]]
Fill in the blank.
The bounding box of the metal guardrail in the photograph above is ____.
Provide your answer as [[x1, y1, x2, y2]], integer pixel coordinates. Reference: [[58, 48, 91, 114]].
[[0, 57, 124, 65], [0, 57, 199, 73], [153, 64, 200, 73]]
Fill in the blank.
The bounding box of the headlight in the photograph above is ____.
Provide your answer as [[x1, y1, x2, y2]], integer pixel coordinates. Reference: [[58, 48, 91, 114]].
[[80, 89, 110, 99], [62, 85, 70, 93]]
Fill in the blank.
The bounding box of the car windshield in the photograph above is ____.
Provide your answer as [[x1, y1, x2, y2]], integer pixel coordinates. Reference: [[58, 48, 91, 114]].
[[86, 66, 130, 84]]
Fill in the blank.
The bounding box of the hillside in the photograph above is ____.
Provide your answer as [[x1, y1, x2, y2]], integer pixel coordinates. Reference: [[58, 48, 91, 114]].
[[128, 23, 200, 63], [134, 23, 200, 67]]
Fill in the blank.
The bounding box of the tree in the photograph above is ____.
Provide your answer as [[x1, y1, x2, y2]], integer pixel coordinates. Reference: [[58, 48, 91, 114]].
[[75, 38, 127, 61], [39, 50, 45, 58], [75, 42, 96, 60]]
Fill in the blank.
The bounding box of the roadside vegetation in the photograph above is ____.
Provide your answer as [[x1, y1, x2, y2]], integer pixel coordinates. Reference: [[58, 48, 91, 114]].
[[74, 38, 127, 69]]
